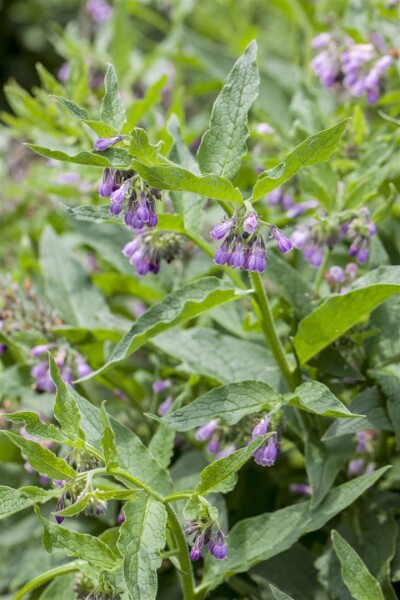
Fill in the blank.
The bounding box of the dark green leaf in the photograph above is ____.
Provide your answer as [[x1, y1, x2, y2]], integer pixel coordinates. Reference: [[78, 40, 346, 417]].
[[285, 381, 362, 418], [49, 354, 84, 442], [100, 64, 127, 131], [0, 486, 59, 520]]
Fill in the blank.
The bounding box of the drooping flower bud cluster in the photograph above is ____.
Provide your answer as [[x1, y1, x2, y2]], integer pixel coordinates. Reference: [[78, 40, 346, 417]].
[[122, 230, 183, 276], [211, 209, 292, 274], [325, 263, 358, 294], [291, 207, 376, 268], [30, 345, 91, 393], [250, 414, 280, 467], [311, 32, 393, 104], [184, 520, 228, 561], [347, 431, 377, 477]]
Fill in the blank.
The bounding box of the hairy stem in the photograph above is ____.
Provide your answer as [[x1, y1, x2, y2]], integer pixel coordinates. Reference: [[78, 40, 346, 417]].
[[13, 562, 80, 600]]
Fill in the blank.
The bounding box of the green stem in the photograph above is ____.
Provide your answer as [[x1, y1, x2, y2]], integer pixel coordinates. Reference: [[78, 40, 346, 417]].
[[164, 490, 195, 502], [13, 561, 80, 600], [313, 248, 329, 293], [250, 271, 299, 391]]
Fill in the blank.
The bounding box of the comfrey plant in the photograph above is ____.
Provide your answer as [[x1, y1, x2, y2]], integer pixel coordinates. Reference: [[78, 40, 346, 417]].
[[1, 37, 399, 600]]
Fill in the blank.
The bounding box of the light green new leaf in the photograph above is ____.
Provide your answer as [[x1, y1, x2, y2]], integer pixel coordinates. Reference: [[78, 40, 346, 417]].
[[51, 96, 88, 120], [197, 40, 259, 180], [162, 381, 279, 431], [1, 431, 76, 480], [196, 434, 272, 495], [293, 266, 400, 365], [26, 144, 109, 166], [202, 467, 389, 590], [100, 403, 119, 469], [100, 64, 127, 131], [36, 508, 119, 570], [81, 277, 245, 380], [252, 120, 349, 201], [49, 354, 84, 442], [270, 585, 295, 600], [4, 411, 68, 444], [51, 95, 118, 138], [285, 381, 362, 419], [331, 530, 385, 600], [117, 497, 167, 600], [129, 128, 243, 203], [0, 486, 59, 520]]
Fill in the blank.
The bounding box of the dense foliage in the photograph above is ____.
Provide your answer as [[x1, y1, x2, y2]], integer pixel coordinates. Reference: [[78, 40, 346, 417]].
[[0, 1, 399, 599]]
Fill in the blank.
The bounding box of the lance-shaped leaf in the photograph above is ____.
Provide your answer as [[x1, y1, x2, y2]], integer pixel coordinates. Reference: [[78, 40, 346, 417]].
[[100, 403, 119, 469], [0, 486, 59, 520], [80, 277, 245, 380], [196, 434, 272, 495], [26, 144, 109, 166], [162, 381, 279, 431], [1, 431, 76, 480], [197, 40, 259, 180], [49, 354, 84, 442], [252, 120, 349, 201], [117, 497, 167, 600], [270, 586, 295, 600], [129, 128, 243, 203], [284, 381, 362, 419], [100, 64, 127, 131], [331, 530, 385, 600], [293, 266, 400, 365], [3, 411, 68, 444], [36, 508, 119, 570], [201, 467, 390, 591]]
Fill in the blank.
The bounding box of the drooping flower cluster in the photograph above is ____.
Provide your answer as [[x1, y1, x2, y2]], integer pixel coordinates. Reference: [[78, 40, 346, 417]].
[[86, 0, 112, 23], [250, 414, 280, 467], [325, 262, 358, 294], [211, 209, 292, 274], [184, 520, 228, 561], [153, 378, 174, 416], [347, 431, 377, 477], [30, 345, 91, 392], [267, 187, 319, 219], [122, 230, 183, 276], [291, 207, 376, 268], [311, 32, 393, 103]]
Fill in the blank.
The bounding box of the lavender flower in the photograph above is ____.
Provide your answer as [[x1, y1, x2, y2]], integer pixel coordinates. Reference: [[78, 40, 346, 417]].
[[216, 444, 236, 459], [86, 0, 112, 22], [195, 419, 219, 441], [117, 511, 125, 525], [286, 199, 319, 219], [270, 226, 293, 254], [243, 212, 259, 234], [99, 168, 116, 198], [245, 237, 267, 273], [76, 357, 92, 378], [31, 343, 54, 357], [153, 379, 172, 394], [58, 62, 70, 83], [209, 530, 228, 560], [328, 266, 346, 283], [94, 134, 124, 151], [122, 231, 181, 276], [210, 218, 235, 241], [158, 396, 173, 417], [55, 496, 65, 524], [289, 483, 312, 496], [190, 534, 205, 561], [207, 438, 220, 454], [255, 122, 275, 135], [0, 344, 8, 356], [267, 187, 294, 209], [253, 436, 280, 467], [251, 415, 270, 439], [31, 360, 56, 393], [348, 458, 365, 477]]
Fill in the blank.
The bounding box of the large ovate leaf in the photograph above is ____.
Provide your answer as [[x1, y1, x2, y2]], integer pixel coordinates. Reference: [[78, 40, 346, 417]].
[[293, 267, 400, 364], [117, 497, 167, 600], [0, 486, 59, 520], [100, 64, 127, 131], [128, 128, 243, 203], [26, 144, 131, 168], [83, 277, 245, 380], [1, 431, 76, 480], [285, 381, 361, 418], [36, 508, 119, 570], [3, 412, 69, 444], [252, 120, 349, 201], [201, 467, 389, 591], [196, 434, 271, 495], [331, 530, 385, 600], [162, 381, 279, 431], [197, 40, 259, 180]]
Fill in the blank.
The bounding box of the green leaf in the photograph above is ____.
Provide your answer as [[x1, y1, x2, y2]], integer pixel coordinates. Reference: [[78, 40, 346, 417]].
[[153, 327, 280, 387], [3, 412, 68, 444], [100, 64, 127, 131], [117, 497, 167, 600], [331, 530, 385, 600], [162, 381, 279, 431], [39, 573, 77, 600], [73, 391, 174, 496], [305, 434, 355, 507], [82, 277, 245, 380], [201, 467, 390, 590], [252, 120, 349, 201], [129, 128, 243, 203], [197, 40, 259, 180], [26, 144, 109, 166], [148, 425, 175, 470], [51, 96, 88, 119], [40, 227, 113, 329], [36, 508, 119, 570], [293, 267, 400, 365], [270, 585, 295, 600], [100, 403, 119, 469], [322, 387, 393, 440], [0, 486, 59, 520], [49, 354, 84, 442], [196, 434, 272, 495], [1, 431, 76, 480], [285, 381, 361, 418]]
